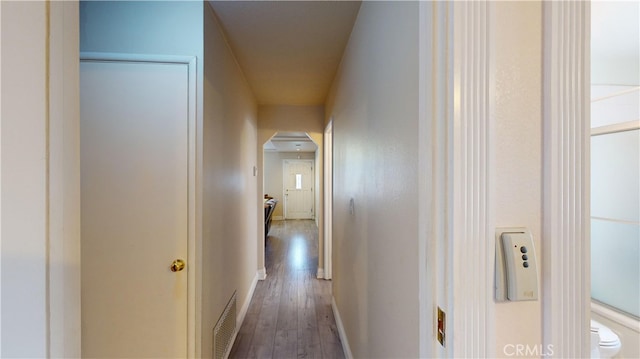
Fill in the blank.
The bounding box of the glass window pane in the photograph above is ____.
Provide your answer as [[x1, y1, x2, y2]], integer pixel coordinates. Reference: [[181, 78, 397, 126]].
[[591, 219, 640, 317], [295, 174, 302, 189], [591, 129, 640, 222]]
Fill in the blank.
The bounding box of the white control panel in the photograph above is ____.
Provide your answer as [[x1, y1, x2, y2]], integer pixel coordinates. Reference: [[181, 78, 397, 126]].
[[495, 228, 538, 301]]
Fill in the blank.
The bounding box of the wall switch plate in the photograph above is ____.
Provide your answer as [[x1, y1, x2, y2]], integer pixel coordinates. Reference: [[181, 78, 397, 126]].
[[495, 227, 539, 302]]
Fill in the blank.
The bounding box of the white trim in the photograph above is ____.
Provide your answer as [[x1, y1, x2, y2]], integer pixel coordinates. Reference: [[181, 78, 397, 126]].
[[323, 120, 333, 280], [80, 52, 196, 65], [227, 271, 261, 358], [542, 2, 591, 358], [449, 2, 495, 357], [236, 272, 259, 334], [591, 120, 640, 136], [0, 2, 3, 354], [591, 86, 640, 103], [331, 297, 353, 359], [591, 301, 640, 333], [418, 1, 447, 357], [316, 268, 325, 279], [79, 52, 199, 359], [590, 216, 640, 226], [257, 267, 267, 281]]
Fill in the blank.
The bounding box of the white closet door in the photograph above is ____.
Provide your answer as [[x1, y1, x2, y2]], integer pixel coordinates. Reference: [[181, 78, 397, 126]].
[[81, 60, 189, 358]]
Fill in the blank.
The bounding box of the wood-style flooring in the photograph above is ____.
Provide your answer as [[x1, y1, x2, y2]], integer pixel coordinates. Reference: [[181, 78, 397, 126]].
[[229, 220, 345, 359]]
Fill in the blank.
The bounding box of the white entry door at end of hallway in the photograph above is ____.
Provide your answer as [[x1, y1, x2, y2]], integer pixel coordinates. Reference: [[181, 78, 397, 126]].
[[283, 160, 315, 219]]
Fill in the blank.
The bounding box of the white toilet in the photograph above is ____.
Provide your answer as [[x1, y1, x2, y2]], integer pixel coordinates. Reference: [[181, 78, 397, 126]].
[[591, 319, 622, 358]]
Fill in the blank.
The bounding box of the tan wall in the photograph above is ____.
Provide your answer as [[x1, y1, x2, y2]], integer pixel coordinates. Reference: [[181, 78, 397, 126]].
[[2, 1, 81, 357], [257, 105, 324, 274], [203, 4, 258, 358], [326, 2, 547, 356], [264, 151, 316, 220], [494, 2, 543, 356], [324, 2, 420, 357]]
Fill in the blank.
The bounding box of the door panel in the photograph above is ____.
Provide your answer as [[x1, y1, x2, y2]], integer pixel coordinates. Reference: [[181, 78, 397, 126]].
[[284, 160, 314, 219], [80, 60, 189, 358]]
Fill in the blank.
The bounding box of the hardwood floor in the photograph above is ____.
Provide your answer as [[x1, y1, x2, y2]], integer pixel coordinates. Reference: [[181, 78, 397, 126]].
[[230, 220, 345, 359]]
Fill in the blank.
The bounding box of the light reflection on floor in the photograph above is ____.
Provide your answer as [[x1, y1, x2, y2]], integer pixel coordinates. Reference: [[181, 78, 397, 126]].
[[288, 234, 307, 270]]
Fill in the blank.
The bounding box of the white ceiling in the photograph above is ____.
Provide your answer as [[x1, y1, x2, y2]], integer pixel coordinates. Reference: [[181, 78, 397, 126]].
[[208, 0, 361, 105], [264, 132, 317, 152]]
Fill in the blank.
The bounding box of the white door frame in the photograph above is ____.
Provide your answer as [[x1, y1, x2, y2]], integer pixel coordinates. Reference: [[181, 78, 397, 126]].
[[542, 2, 591, 357], [282, 159, 315, 219], [80, 52, 199, 359], [420, 3, 498, 355], [418, 2, 447, 356], [447, 2, 496, 357], [439, 1, 591, 357], [323, 120, 333, 280]]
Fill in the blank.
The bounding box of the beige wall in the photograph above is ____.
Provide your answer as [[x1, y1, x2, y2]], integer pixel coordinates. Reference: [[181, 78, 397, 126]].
[[203, 4, 258, 358], [257, 105, 324, 274], [1, 1, 81, 357], [494, 2, 543, 356], [264, 151, 316, 220], [324, 2, 420, 357], [2, 2, 52, 356], [326, 1, 548, 356]]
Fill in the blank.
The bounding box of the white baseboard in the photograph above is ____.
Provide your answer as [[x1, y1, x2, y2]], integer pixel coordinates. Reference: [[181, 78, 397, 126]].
[[257, 267, 267, 280], [331, 296, 353, 359], [227, 271, 259, 359], [316, 268, 325, 279], [236, 272, 259, 330], [272, 215, 283, 221]]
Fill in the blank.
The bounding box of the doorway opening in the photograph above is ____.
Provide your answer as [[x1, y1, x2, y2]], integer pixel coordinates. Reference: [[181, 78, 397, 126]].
[[263, 132, 318, 224]]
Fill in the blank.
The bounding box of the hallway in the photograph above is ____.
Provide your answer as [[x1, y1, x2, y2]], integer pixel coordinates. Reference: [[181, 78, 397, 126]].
[[230, 220, 345, 359]]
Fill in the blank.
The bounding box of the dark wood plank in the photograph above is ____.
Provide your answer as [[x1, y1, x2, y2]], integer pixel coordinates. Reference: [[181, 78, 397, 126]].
[[272, 329, 297, 359], [318, 324, 345, 359], [276, 271, 298, 331], [297, 326, 322, 359], [312, 279, 333, 326], [297, 272, 322, 359]]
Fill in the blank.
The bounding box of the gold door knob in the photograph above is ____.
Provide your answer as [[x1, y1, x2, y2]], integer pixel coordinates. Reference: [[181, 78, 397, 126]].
[[170, 259, 185, 272]]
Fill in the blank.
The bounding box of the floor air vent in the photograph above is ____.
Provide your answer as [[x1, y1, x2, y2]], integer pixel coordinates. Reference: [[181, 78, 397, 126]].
[[213, 291, 237, 359]]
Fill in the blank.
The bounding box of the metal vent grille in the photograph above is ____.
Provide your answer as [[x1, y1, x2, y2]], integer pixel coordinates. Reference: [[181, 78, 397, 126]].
[[213, 291, 237, 359]]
